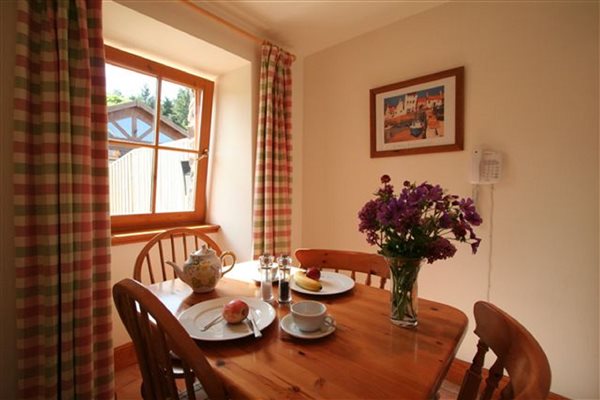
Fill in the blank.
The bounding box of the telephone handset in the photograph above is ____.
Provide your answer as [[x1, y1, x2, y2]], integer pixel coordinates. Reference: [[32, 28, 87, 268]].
[[471, 149, 502, 184]]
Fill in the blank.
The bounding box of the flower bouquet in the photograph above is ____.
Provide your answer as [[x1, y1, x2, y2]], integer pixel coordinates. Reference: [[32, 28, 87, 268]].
[[358, 175, 482, 327]]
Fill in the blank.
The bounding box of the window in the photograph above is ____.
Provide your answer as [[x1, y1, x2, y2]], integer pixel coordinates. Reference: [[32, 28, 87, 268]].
[[105, 46, 214, 234]]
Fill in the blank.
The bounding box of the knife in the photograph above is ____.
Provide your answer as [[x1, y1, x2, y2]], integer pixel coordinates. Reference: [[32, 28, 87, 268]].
[[200, 314, 223, 332], [248, 309, 262, 338]]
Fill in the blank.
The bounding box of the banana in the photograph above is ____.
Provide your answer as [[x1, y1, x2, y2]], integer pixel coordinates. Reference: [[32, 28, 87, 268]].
[[293, 271, 322, 292]]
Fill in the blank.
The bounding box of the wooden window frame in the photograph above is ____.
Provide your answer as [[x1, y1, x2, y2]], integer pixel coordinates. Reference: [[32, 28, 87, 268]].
[[105, 45, 214, 235]]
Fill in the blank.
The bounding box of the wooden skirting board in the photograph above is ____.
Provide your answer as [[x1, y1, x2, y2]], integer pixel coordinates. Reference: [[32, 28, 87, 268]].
[[114, 342, 138, 372], [114, 343, 568, 399]]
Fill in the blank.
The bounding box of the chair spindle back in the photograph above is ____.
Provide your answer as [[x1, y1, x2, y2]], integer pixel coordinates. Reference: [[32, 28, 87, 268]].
[[113, 278, 226, 400], [133, 228, 222, 285], [457, 301, 551, 400]]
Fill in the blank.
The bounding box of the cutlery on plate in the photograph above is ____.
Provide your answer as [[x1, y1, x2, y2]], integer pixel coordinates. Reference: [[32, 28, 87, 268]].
[[247, 309, 262, 338], [200, 314, 223, 331]]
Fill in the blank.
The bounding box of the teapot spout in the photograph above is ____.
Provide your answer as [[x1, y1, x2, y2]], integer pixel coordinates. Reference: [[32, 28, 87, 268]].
[[166, 261, 185, 281]]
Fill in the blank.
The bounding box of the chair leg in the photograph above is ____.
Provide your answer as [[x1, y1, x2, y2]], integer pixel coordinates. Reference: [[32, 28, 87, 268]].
[[480, 359, 504, 400], [184, 368, 197, 400], [457, 340, 489, 400]]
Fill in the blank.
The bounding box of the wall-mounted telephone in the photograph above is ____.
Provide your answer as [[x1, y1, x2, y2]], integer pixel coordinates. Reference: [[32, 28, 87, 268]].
[[470, 149, 502, 184]]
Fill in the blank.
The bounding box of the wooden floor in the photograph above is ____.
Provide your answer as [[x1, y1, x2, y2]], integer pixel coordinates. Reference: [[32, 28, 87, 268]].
[[115, 363, 143, 400], [115, 362, 461, 400]]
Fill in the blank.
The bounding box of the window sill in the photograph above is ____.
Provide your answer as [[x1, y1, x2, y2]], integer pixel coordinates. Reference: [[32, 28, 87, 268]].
[[111, 224, 220, 246]]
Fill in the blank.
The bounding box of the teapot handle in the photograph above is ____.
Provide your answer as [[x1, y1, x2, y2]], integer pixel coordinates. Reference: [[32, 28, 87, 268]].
[[220, 251, 237, 275]]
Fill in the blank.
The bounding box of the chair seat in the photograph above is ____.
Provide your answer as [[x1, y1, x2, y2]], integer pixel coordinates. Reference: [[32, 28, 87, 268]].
[[178, 381, 207, 400]]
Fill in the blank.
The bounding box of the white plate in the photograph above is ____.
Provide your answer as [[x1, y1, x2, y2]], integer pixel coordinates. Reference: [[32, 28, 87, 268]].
[[279, 314, 335, 339], [178, 297, 276, 341], [291, 271, 355, 295]]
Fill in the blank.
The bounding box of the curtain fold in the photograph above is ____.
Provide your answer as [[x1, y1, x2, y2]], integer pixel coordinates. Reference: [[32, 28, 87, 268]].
[[252, 43, 293, 258], [13, 0, 114, 398]]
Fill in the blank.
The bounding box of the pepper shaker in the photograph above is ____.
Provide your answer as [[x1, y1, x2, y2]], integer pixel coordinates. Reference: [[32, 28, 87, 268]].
[[259, 253, 275, 303], [277, 255, 292, 304]]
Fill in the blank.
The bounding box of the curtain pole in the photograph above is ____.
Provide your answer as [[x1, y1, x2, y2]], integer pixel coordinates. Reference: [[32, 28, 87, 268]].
[[179, 0, 296, 61]]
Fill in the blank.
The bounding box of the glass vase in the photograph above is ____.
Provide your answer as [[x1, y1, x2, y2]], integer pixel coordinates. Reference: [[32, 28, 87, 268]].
[[386, 257, 422, 328]]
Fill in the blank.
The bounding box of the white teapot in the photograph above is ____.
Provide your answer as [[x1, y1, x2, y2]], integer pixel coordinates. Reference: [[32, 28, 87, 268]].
[[166, 245, 236, 293]]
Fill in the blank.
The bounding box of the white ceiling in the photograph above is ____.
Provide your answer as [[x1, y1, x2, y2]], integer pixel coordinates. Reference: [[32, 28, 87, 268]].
[[196, 0, 446, 56], [103, 0, 446, 76]]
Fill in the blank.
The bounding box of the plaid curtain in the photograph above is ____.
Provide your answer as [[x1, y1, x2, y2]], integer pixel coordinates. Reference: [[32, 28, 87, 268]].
[[13, 0, 114, 398], [252, 43, 293, 258]]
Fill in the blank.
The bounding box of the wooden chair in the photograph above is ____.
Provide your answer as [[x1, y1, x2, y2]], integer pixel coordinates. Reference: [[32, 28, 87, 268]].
[[133, 228, 224, 285], [294, 248, 389, 288], [113, 278, 227, 400], [457, 301, 551, 400]]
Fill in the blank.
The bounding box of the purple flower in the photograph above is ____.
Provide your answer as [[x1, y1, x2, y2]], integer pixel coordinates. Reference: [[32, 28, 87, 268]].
[[366, 231, 380, 246], [452, 222, 468, 240], [358, 199, 380, 232], [358, 175, 482, 264], [377, 183, 394, 198], [471, 238, 481, 254], [428, 185, 444, 202], [460, 198, 483, 226], [425, 238, 457, 263], [439, 213, 453, 229]]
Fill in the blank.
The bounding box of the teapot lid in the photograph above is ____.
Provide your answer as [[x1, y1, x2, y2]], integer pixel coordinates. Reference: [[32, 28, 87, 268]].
[[193, 244, 215, 256]]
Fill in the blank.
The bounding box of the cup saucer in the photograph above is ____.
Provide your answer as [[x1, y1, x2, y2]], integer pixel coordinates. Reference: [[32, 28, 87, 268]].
[[279, 314, 335, 339]]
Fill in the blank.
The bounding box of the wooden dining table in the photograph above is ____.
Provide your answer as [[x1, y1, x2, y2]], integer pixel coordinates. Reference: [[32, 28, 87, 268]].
[[147, 261, 468, 399]]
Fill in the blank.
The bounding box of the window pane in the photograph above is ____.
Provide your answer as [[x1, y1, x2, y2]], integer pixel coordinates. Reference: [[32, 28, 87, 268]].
[[109, 145, 154, 216], [155, 149, 197, 213], [159, 80, 197, 150], [106, 64, 158, 144]]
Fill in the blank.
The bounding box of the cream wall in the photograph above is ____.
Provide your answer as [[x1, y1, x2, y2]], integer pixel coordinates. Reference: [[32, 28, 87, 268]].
[[303, 2, 598, 398], [207, 65, 254, 261]]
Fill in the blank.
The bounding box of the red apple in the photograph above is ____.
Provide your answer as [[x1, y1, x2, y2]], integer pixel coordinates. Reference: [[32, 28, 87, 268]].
[[222, 299, 249, 324], [306, 267, 321, 281]]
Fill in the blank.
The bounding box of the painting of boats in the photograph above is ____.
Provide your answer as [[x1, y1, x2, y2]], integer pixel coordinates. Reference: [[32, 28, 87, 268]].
[[409, 120, 424, 137], [370, 66, 464, 157]]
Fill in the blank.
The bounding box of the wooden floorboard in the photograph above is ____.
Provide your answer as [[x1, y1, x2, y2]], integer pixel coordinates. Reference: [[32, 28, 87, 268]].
[[115, 363, 142, 400]]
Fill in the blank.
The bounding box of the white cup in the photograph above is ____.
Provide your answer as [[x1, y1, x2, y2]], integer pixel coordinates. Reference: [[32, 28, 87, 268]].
[[291, 301, 335, 332]]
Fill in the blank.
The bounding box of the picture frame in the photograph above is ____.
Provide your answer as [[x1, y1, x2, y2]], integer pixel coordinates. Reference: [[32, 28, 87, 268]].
[[370, 67, 464, 158]]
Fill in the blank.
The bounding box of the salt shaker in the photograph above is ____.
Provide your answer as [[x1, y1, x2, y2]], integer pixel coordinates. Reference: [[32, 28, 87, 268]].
[[259, 253, 275, 303], [277, 255, 292, 304]]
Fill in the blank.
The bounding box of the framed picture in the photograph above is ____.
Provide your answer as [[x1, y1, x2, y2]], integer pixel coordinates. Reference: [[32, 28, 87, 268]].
[[370, 67, 464, 158]]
